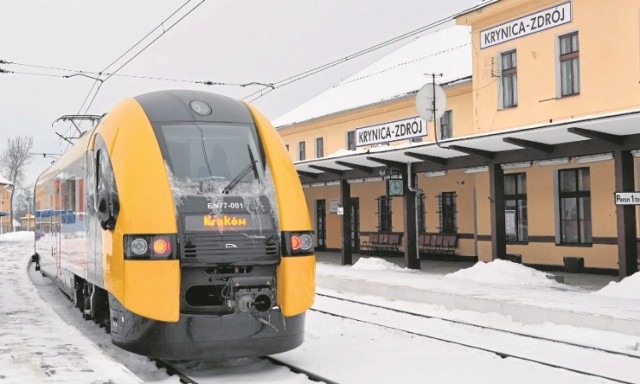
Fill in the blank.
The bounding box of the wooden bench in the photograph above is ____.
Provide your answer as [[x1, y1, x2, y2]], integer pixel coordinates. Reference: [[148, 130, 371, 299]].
[[361, 233, 379, 253], [362, 232, 403, 255], [419, 233, 457, 257]]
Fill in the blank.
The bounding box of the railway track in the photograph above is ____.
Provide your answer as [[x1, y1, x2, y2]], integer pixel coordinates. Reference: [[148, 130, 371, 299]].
[[156, 357, 339, 384], [314, 292, 640, 384]]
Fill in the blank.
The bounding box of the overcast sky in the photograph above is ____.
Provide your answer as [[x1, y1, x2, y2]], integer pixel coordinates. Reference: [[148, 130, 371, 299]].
[[0, 0, 478, 185]]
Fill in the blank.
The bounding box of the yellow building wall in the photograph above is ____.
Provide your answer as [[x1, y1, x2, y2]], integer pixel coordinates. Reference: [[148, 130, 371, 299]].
[[0, 185, 12, 232], [468, 159, 619, 268], [280, 82, 473, 159], [458, 0, 640, 134]]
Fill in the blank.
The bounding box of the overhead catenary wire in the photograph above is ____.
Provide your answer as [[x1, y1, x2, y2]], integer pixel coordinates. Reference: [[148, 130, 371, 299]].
[[78, 0, 207, 117], [3, 8, 459, 105], [1, 59, 260, 87], [242, 13, 456, 103], [12, 5, 464, 156]]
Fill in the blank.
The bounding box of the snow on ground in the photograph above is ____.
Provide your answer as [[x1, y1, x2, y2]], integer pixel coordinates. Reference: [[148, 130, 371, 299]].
[[2, 232, 640, 383], [595, 271, 640, 300], [0, 232, 160, 383], [352, 256, 409, 272], [445, 259, 562, 286]]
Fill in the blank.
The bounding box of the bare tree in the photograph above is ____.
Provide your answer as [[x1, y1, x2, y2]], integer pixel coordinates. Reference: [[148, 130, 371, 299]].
[[0, 135, 34, 231]]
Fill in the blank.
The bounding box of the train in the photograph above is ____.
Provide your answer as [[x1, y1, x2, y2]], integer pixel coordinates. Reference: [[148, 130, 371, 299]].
[[32, 90, 316, 360]]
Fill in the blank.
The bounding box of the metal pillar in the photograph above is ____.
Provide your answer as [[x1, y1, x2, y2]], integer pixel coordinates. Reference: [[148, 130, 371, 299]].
[[340, 179, 353, 265], [403, 171, 420, 269], [489, 164, 506, 260], [613, 150, 638, 278]]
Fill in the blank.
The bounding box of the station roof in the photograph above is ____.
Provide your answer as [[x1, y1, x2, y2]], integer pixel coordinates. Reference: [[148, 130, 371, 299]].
[[0, 176, 12, 186], [274, 25, 472, 128], [295, 109, 640, 184]]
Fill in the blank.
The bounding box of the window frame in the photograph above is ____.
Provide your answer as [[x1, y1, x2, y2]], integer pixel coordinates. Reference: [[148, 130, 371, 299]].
[[440, 110, 453, 139], [504, 173, 528, 243], [346, 131, 355, 151], [558, 167, 591, 245], [315, 137, 324, 158], [377, 195, 392, 232], [439, 192, 457, 233], [417, 192, 426, 234], [500, 49, 518, 108], [559, 31, 580, 97], [298, 141, 306, 161]]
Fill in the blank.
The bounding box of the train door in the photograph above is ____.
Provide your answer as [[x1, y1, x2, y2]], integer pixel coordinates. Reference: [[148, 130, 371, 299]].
[[350, 197, 360, 253], [316, 199, 326, 251]]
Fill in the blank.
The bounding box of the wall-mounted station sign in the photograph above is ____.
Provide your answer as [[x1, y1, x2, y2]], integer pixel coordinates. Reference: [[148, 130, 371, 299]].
[[355, 116, 426, 147], [480, 2, 572, 49], [615, 192, 640, 206]]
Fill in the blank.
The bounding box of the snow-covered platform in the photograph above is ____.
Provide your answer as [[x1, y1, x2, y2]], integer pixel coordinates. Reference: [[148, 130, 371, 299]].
[[315, 252, 640, 337]]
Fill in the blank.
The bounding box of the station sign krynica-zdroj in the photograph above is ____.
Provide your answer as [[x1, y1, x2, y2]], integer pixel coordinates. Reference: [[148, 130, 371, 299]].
[[355, 116, 426, 147], [480, 2, 572, 49]]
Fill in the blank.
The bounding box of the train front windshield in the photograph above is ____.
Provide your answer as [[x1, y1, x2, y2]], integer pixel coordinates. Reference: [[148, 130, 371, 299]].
[[159, 122, 265, 183]]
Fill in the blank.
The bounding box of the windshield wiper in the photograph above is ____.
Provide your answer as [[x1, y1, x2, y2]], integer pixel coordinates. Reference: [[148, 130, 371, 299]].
[[222, 145, 259, 194]]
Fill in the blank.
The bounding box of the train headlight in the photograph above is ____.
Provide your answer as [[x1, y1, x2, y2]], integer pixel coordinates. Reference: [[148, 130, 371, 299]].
[[282, 231, 314, 256], [130, 238, 148, 256]]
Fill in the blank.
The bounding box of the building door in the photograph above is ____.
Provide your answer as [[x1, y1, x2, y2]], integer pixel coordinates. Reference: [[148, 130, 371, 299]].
[[316, 199, 326, 251], [350, 197, 360, 253]]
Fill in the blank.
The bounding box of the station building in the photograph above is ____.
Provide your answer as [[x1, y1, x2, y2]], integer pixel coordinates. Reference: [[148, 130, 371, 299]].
[[0, 176, 13, 233], [274, 0, 640, 278]]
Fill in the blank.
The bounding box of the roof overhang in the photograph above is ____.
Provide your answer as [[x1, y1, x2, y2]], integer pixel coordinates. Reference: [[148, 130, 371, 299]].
[[295, 109, 640, 184]]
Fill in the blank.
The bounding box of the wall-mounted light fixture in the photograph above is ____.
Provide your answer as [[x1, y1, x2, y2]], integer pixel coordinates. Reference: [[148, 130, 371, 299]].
[[463, 166, 489, 174], [423, 170, 447, 178], [575, 153, 613, 164], [537, 157, 569, 166], [501, 161, 532, 170]]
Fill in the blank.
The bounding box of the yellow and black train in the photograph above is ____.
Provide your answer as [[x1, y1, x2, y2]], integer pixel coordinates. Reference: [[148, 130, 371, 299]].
[[33, 90, 315, 359]]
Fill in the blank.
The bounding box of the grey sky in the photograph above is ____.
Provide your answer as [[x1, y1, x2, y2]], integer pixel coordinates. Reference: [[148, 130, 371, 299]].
[[0, 0, 477, 185]]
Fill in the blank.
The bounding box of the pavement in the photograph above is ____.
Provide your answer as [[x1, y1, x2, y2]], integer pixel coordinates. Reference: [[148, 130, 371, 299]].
[[314, 251, 640, 337]]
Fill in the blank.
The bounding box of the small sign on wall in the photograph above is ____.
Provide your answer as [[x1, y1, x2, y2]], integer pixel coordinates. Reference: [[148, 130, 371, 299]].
[[330, 198, 341, 213], [615, 192, 640, 205]]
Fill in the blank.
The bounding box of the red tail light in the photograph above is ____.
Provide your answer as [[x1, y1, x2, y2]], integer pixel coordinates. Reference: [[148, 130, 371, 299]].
[[125, 234, 176, 260]]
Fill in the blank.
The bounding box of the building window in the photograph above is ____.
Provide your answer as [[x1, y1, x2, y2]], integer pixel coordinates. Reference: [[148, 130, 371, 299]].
[[439, 192, 456, 233], [504, 173, 528, 242], [377, 196, 392, 232], [558, 168, 591, 244], [298, 141, 305, 161], [559, 32, 580, 96], [347, 131, 355, 150], [418, 192, 426, 233], [315, 137, 324, 158], [501, 50, 517, 108], [440, 110, 452, 139]]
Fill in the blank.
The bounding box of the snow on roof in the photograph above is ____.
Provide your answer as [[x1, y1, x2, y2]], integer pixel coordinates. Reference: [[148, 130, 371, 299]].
[[274, 24, 472, 128], [454, 0, 502, 19], [0, 176, 12, 186]]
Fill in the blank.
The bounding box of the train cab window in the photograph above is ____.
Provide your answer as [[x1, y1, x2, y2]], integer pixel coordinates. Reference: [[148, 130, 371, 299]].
[[159, 122, 265, 184]]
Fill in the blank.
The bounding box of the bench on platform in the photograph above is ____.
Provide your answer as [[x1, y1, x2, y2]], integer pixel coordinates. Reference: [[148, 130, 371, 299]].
[[361, 232, 403, 255], [419, 233, 457, 257]]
